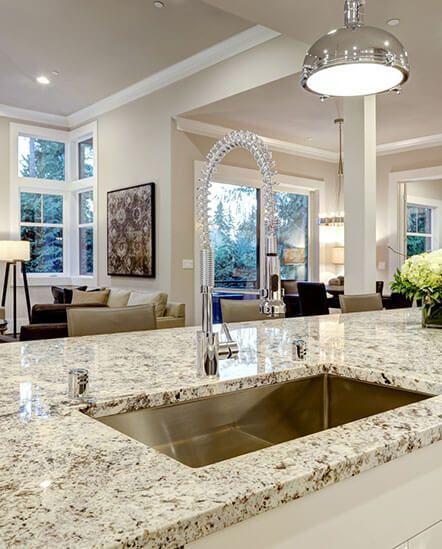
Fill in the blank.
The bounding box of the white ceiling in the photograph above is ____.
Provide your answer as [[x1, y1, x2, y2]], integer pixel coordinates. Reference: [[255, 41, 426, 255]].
[[193, 0, 442, 148], [0, 0, 250, 115]]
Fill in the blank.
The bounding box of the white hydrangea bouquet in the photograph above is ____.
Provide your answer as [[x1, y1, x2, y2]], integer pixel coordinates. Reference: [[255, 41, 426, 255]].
[[391, 249, 442, 328]]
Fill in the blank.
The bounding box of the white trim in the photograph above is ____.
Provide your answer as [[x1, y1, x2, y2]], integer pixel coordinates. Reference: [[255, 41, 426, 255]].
[[177, 118, 338, 163], [0, 104, 69, 128], [388, 165, 442, 281], [68, 26, 280, 128], [377, 133, 442, 156], [193, 161, 324, 325]]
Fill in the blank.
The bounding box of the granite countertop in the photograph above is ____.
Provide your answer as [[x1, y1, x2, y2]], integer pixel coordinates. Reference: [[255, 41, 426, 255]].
[[1, 309, 442, 548]]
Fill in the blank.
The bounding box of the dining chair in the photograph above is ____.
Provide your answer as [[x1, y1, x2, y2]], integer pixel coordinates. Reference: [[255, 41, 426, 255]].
[[339, 293, 383, 314], [297, 282, 330, 317], [220, 299, 270, 323], [281, 280, 298, 295], [67, 304, 157, 337]]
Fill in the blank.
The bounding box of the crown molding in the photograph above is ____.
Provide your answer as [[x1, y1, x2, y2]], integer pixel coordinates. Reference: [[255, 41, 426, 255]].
[[67, 25, 280, 128], [377, 133, 442, 156], [0, 103, 69, 128], [176, 117, 339, 163]]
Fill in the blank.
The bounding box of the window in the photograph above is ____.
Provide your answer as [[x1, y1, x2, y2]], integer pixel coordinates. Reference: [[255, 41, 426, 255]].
[[11, 123, 97, 282], [208, 182, 310, 288], [18, 136, 65, 181], [209, 182, 259, 289], [274, 191, 309, 281], [407, 205, 433, 257], [20, 192, 64, 273], [78, 138, 94, 179], [78, 190, 94, 275]]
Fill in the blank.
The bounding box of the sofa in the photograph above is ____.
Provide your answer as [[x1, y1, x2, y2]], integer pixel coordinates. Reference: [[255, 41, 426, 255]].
[[20, 287, 186, 341]]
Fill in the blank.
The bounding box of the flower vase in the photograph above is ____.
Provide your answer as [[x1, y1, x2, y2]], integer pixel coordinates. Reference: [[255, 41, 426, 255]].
[[422, 301, 442, 329]]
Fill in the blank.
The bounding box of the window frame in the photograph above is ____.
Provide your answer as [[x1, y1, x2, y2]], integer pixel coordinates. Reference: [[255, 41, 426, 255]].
[[10, 122, 97, 286], [76, 188, 95, 277], [406, 199, 440, 258], [19, 188, 68, 276]]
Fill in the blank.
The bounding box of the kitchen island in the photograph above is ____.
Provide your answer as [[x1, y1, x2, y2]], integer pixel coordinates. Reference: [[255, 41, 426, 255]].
[[1, 309, 441, 548]]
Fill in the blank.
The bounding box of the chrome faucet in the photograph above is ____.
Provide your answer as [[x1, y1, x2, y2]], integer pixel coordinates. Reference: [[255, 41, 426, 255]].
[[196, 130, 286, 378]]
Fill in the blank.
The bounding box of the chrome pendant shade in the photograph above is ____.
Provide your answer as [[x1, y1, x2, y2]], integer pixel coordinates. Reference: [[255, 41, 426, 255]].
[[301, 0, 409, 97]]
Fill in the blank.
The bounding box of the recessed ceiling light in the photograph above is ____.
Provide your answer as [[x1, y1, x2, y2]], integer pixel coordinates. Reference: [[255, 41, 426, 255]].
[[387, 18, 400, 27], [153, 0, 165, 7], [51, 70, 60, 77], [306, 137, 313, 142], [36, 75, 50, 85]]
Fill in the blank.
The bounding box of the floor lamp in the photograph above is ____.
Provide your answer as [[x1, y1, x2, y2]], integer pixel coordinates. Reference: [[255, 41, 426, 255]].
[[0, 241, 31, 338]]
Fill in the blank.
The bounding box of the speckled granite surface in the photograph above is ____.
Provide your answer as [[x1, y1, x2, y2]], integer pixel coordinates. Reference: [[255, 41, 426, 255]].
[[1, 309, 442, 548]]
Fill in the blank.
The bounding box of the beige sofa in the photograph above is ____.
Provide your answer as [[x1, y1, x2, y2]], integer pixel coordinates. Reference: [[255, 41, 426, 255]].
[[104, 288, 186, 329]]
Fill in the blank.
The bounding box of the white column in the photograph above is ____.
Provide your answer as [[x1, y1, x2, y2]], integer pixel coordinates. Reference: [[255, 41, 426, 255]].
[[343, 95, 377, 295]]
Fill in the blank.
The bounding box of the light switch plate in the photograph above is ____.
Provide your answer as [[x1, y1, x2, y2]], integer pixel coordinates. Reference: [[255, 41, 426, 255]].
[[182, 259, 194, 270], [377, 261, 386, 271]]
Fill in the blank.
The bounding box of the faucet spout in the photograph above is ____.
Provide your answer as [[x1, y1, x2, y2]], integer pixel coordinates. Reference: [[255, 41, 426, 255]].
[[196, 130, 286, 377], [260, 234, 286, 318]]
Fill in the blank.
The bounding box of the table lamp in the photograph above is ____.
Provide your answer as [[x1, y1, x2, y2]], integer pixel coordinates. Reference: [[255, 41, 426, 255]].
[[0, 240, 31, 338], [283, 247, 306, 280], [331, 246, 345, 265]]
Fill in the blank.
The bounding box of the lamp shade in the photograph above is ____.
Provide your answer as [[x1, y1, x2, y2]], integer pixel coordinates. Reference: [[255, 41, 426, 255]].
[[0, 240, 31, 262], [283, 247, 305, 265], [331, 246, 345, 265]]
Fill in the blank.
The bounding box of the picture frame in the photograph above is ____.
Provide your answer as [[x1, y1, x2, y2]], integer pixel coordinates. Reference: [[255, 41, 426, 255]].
[[107, 182, 156, 277]]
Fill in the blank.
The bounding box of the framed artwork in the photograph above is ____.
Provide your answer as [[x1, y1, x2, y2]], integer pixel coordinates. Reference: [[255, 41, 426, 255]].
[[107, 182, 156, 277]]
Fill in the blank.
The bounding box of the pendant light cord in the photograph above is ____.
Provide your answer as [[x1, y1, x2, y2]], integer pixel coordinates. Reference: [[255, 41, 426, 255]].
[[335, 118, 344, 214]]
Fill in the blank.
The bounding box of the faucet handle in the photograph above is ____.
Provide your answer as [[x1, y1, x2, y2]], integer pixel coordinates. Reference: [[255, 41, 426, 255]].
[[219, 323, 239, 359]]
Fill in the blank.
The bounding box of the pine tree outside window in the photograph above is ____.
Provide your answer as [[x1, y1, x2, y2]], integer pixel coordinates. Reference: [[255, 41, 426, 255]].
[[209, 181, 310, 289]]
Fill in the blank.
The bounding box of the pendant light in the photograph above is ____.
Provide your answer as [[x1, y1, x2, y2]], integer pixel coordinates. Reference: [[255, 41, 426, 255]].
[[301, 0, 409, 97], [319, 118, 344, 226]]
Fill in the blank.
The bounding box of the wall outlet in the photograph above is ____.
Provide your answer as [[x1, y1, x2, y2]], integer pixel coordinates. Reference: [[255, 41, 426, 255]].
[[182, 259, 194, 270]]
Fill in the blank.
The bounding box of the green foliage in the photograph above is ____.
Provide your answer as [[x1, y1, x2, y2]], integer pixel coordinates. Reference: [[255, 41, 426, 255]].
[[391, 250, 442, 304], [19, 137, 65, 181], [275, 192, 309, 280], [20, 192, 64, 274], [210, 184, 309, 287], [21, 226, 63, 274]]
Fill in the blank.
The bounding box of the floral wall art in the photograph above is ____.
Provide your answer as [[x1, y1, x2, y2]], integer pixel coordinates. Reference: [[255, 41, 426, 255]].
[[107, 183, 156, 277]]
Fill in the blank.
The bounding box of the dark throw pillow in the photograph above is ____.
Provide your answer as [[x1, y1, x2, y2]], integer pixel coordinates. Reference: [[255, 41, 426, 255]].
[[51, 286, 65, 304]]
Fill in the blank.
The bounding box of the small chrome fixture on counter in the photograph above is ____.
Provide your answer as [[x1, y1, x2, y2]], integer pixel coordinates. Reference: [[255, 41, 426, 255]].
[[68, 368, 89, 399], [196, 130, 286, 378], [293, 339, 307, 361], [301, 0, 409, 97]]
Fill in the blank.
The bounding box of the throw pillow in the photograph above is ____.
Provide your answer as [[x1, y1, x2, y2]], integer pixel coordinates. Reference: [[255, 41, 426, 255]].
[[107, 288, 131, 308], [127, 291, 168, 318], [64, 286, 87, 304], [51, 286, 65, 304], [71, 288, 110, 306]]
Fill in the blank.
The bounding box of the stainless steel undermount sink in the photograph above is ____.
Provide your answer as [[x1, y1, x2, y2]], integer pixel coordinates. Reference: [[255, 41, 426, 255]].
[[91, 375, 431, 468]]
